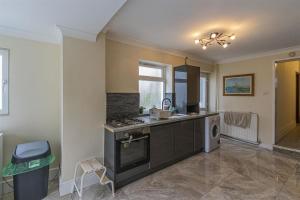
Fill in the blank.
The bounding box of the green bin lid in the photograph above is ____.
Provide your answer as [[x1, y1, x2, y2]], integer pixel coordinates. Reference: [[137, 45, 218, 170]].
[[2, 154, 55, 177]]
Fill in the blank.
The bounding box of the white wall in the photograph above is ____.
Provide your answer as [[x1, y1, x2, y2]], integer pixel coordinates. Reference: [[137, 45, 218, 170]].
[[60, 35, 106, 191], [218, 51, 300, 147], [106, 39, 217, 112], [0, 35, 60, 168], [106, 39, 214, 93]]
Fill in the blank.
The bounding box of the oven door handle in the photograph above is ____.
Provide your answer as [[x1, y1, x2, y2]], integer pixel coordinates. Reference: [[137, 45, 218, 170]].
[[120, 135, 149, 144]]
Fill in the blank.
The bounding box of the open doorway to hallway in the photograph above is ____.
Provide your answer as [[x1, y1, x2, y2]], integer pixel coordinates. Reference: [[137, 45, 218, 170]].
[[275, 59, 300, 151]]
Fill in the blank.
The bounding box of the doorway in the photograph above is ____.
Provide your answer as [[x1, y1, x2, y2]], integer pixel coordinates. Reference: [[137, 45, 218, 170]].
[[296, 72, 300, 123], [275, 59, 300, 150]]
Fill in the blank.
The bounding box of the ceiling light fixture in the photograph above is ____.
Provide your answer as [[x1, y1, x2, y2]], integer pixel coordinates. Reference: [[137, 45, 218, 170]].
[[194, 32, 236, 50], [210, 32, 217, 39], [230, 35, 236, 40]]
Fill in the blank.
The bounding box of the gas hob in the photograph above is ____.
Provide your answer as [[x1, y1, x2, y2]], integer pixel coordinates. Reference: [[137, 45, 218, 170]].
[[108, 118, 145, 128]]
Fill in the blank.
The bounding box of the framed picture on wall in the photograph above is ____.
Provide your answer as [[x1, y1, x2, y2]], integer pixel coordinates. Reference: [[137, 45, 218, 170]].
[[223, 74, 255, 96]]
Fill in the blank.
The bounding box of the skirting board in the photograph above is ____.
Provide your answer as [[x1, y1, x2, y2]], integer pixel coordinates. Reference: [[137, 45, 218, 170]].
[[273, 145, 300, 153], [1, 167, 59, 194], [59, 173, 100, 196], [277, 121, 296, 142], [259, 143, 273, 150], [222, 136, 273, 151]]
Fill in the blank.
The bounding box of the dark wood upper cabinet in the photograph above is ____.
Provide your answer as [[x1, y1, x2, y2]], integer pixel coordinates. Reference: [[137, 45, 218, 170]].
[[174, 65, 200, 114], [187, 67, 200, 105]]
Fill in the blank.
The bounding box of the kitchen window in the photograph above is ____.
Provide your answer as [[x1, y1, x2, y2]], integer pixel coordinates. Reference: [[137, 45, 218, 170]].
[[139, 61, 166, 112], [200, 73, 209, 111], [0, 49, 9, 115]]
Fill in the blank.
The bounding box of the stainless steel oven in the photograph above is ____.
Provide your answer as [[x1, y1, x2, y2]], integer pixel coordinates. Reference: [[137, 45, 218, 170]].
[[115, 127, 150, 173]]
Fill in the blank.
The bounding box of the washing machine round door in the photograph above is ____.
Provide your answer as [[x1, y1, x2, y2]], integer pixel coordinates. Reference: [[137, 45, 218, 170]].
[[211, 124, 219, 139]]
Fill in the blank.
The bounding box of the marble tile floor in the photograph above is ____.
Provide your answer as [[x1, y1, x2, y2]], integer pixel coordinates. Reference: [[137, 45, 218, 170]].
[[3, 138, 300, 200], [277, 125, 300, 150]]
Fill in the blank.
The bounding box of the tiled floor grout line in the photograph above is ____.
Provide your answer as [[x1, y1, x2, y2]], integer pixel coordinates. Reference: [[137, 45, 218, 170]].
[[198, 170, 235, 200], [274, 163, 300, 200]]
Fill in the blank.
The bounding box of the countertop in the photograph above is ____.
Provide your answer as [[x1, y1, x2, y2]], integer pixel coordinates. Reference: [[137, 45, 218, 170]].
[[104, 111, 219, 133]]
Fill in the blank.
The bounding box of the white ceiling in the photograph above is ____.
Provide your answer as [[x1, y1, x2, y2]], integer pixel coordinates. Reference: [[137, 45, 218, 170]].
[[0, 0, 126, 43], [106, 0, 300, 62]]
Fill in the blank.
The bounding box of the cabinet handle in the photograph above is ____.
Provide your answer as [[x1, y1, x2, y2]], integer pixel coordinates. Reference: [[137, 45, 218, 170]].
[[120, 135, 149, 144]]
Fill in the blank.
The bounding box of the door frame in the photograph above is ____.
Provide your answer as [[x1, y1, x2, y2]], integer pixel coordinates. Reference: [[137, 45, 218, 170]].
[[296, 72, 300, 123], [272, 56, 300, 145]]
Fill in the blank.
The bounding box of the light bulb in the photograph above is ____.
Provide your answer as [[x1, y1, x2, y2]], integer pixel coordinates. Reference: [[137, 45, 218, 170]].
[[195, 39, 200, 44], [202, 45, 207, 50], [211, 33, 217, 39], [230, 35, 236, 40], [223, 43, 228, 48]]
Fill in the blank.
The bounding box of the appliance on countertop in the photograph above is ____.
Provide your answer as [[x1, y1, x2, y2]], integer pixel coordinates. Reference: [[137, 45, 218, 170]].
[[107, 118, 145, 128], [205, 115, 220, 152]]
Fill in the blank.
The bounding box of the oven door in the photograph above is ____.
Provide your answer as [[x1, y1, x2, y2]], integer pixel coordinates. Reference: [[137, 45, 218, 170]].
[[116, 134, 150, 173]]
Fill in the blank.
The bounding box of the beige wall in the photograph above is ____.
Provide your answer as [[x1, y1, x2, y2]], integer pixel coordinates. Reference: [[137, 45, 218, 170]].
[[218, 51, 300, 146], [106, 39, 214, 93], [0, 35, 60, 167], [276, 61, 300, 142], [61, 35, 106, 182]]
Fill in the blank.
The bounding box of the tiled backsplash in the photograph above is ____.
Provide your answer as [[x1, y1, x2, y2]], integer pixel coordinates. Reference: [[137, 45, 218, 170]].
[[107, 92, 176, 121], [106, 93, 140, 121]]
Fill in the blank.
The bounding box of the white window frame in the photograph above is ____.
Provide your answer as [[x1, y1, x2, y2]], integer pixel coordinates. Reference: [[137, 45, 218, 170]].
[[200, 72, 209, 111], [0, 49, 9, 115], [139, 61, 167, 110]]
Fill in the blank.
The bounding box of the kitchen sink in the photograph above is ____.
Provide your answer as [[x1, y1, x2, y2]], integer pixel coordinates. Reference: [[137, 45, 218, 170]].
[[168, 114, 188, 118]]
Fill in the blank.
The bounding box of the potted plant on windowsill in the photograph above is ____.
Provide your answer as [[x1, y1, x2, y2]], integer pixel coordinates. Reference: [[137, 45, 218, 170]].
[[139, 106, 145, 114]]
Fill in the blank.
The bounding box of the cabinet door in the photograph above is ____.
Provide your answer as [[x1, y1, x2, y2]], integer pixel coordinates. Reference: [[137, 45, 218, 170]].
[[187, 67, 200, 105], [174, 68, 187, 114], [174, 120, 194, 159], [150, 124, 175, 169], [194, 118, 205, 152]]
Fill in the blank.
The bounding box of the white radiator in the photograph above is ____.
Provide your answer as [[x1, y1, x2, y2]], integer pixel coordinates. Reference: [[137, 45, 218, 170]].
[[220, 112, 259, 144]]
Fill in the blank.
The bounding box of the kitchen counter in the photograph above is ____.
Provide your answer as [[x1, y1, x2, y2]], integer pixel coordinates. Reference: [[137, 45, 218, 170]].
[[104, 111, 219, 133]]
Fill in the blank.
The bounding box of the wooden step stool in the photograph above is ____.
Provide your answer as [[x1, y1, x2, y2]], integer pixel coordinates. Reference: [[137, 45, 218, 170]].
[[73, 157, 114, 198]]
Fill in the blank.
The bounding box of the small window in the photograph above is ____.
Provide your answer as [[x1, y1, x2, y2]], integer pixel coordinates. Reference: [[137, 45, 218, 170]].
[[0, 49, 9, 115], [200, 73, 209, 111], [139, 62, 166, 112], [139, 66, 162, 77]]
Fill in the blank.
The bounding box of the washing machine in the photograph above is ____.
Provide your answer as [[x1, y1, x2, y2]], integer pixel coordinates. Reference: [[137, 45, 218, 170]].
[[205, 115, 220, 153]]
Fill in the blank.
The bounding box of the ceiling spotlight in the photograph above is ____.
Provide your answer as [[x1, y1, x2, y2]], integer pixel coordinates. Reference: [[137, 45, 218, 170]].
[[202, 45, 207, 50], [223, 43, 228, 48], [195, 39, 200, 44], [210, 32, 217, 39], [230, 35, 236, 40]]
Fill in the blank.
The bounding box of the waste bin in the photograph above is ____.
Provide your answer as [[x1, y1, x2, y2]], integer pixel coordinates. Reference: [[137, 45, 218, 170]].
[[2, 140, 55, 200]]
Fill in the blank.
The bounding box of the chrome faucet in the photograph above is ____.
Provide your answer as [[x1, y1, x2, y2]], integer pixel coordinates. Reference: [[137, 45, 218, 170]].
[[162, 98, 172, 110]]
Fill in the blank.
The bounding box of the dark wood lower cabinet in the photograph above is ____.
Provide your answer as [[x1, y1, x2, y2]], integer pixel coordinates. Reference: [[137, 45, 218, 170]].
[[150, 119, 198, 169], [150, 123, 175, 169], [194, 118, 205, 152], [174, 120, 194, 159]]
